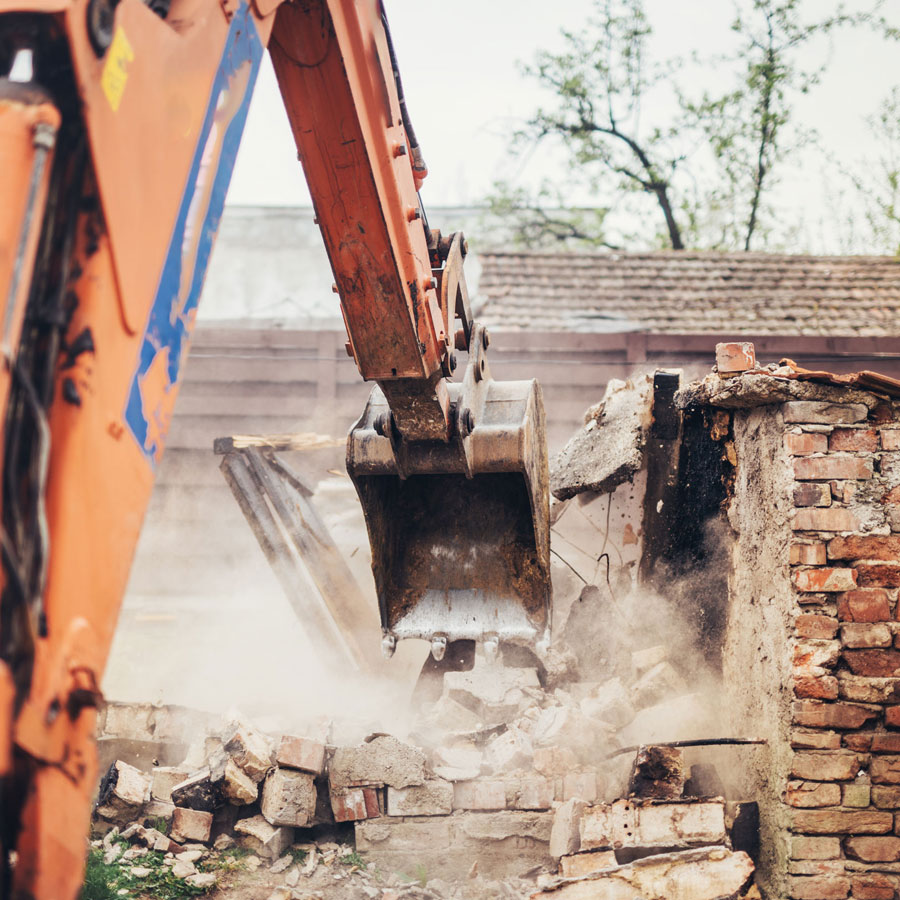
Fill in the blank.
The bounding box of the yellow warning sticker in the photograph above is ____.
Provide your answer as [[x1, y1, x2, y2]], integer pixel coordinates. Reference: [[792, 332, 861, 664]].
[[100, 27, 134, 112]]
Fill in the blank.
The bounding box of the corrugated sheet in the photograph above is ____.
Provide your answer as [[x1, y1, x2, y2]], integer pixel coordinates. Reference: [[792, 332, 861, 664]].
[[477, 251, 900, 335]]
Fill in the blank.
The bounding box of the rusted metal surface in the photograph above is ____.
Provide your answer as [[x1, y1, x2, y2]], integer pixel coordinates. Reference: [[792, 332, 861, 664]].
[[347, 324, 551, 653], [773, 358, 900, 398]]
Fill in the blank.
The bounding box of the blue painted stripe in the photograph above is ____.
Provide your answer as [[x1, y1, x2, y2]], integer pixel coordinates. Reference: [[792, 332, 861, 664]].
[[124, 2, 263, 463]]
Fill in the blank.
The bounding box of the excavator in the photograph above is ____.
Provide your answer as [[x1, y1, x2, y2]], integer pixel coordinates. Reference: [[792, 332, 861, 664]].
[[0, 0, 550, 895]]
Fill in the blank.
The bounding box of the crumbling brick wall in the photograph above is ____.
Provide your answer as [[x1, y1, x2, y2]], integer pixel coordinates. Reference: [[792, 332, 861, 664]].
[[713, 380, 900, 900]]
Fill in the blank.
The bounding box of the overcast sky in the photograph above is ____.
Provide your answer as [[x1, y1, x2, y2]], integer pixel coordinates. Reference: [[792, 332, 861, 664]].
[[226, 0, 898, 252]]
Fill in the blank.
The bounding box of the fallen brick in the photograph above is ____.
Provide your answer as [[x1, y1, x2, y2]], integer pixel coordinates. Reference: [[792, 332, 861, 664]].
[[793, 568, 857, 592], [223, 722, 273, 783], [783, 402, 868, 425], [233, 814, 293, 859], [222, 760, 257, 806], [275, 736, 325, 775], [170, 808, 212, 844], [837, 589, 892, 622], [95, 761, 151, 824], [261, 768, 316, 827], [330, 786, 380, 822], [150, 767, 190, 804]]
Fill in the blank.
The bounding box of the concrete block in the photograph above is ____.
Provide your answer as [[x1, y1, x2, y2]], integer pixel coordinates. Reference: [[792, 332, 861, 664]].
[[453, 780, 506, 810], [95, 760, 151, 823], [170, 808, 212, 844], [233, 814, 293, 859], [580, 799, 726, 852], [329, 735, 425, 789], [387, 779, 453, 816], [276, 735, 325, 775], [261, 768, 317, 827], [150, 767, 190, 803], [508, 776, 554, 810]]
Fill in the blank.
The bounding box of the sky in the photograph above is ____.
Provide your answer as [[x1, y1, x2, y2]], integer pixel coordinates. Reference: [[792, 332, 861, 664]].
[[225, 0, 899, 252]]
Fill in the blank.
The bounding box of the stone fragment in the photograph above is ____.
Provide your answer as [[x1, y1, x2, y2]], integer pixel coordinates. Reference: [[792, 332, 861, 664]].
[[261, 768, 317, 827], [716, 341, 756, 375], [223, 722, 273, 783], [171, 858, 197, 878], [185, 873, 217, 889], [793, 508, 860, 532], [95, 761, 151, 823], [387, 779, 453, 816], [276, 736, 325, 775], [531, 846, 754, 900], [580, 799, 726, 852], [329, 735, 425, 789], [432, 744, 482, 781], [170, 808, 212, 844], [233, 814, 293, 859], [222, 759, 258, 805], [783, 402, 868, 425], [484, 727, 533, 772], [550, 798, 588, 858], [559, 850, 617, 878], [550, 376, 651, 500], [628, 746, 685, 800]]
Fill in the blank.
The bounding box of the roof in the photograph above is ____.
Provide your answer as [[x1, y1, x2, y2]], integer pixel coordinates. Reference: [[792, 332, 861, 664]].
[[475, 251, 900, 336]]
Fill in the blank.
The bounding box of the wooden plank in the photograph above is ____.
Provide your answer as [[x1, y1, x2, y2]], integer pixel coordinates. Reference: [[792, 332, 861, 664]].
[[213, 432, 344, 455]]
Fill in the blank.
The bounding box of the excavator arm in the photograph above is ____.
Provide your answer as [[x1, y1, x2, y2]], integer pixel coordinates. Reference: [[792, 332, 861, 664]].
[[0, 0, 549, 895]]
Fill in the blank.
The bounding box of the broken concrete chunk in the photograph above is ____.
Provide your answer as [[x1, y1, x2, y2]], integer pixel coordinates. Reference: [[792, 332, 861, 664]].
[[233, 814, 293, 860], [580, 799, 727, 852], [484, 727, 533, 773], [550, 376, 652, 500], [223, 721, 274, 783], [150, 767, 190, 803], [628, 745, 686, 800], [170, 807, 212, 844], [444, 660, 540, 719], [432, 744, 483, 782], [550, 798, 589, 859], [559, 850, 617, 878], [95, 760, 151, 823], [261, 768, 317, 827], [534, 846, 753, 899], [276, 735, 325, 775], [222, 759, 258, 806], [329, 735, 425, 789], [387, 779, 453, 816], [170, 767, 221, 812]]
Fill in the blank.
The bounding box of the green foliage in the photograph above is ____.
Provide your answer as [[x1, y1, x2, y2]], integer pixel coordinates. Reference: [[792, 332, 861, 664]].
[[289, 847, 309, 865], [493, 0, 897, 251], [338, 850, 367, 870], [80, 848, 213, 900], [80, 850, 118, 900]]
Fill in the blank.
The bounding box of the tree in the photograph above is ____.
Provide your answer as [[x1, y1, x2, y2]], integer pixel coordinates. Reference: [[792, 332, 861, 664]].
[[494, 0, 893, 251]]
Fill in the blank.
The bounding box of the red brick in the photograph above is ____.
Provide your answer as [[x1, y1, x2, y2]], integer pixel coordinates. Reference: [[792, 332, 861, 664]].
[[794, 675, 839, 699], [788, 875, 850, 899], [170, 807, 213, 843], [829, 428, 880, 452], [845, 650, 900, 677], [794, 508, 860, 532], [787, 432, 830, 456], [791, 751, 860, 781], [793, 568, 858, 592], [872, 735, 900, 753], [797, 615, 840, 639], [276, 736, 326, 775], [794, 639, 840, 670], [852, 873, 896, 899], [884, 486, 900, 504], [873, 786, 900, 807], [883, 429, 900, 451], [792, 730, 842, 750], [792, 808, 894, 834], [837, 589, 892, 622], [888, 707, 900, 728], [858, 565, 900, 588], [841, 623, 893, 648], [792, 700, 878, 729], [829, 536, 900, 562], [793, 543, 828, 565], [786, 780, 842, 807], [715, 341, 755, 374], [846, 836, 900, 861], [795, 483, 832, 507], [791, 835, 842, 859], [794, 457, 874, 481], [844, 732, 875, 751], [871, 756, 900, 784], [330, 787, 379, 822]]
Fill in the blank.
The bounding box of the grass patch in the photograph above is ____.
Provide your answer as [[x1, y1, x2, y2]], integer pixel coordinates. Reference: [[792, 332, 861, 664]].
[[80, 850, 119, 900], [338, 850, 367, 870], [80, 848, 213, 900], [289, 847, 308, 866]]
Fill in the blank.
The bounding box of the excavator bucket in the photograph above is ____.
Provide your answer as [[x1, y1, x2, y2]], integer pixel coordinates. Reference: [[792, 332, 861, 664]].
[[346, 328, 551, 658]]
